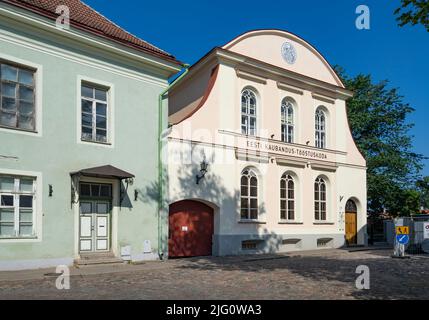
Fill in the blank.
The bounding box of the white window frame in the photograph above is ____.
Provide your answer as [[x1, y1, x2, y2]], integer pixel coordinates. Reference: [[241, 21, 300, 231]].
[[0, 53, 42, 137], [240, 168, 259, 221], [0, 169, 42, 243], [315, 107, 327, 149], [241, 89, 257, 136], [280, 174, 295, 221], [281, 99, 294, 143], [314, 177, 327, 222], [77, 76, 114, 148]]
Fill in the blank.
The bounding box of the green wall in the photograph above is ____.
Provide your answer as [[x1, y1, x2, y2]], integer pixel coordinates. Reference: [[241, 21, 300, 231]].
[[0, 20, 168, 263]]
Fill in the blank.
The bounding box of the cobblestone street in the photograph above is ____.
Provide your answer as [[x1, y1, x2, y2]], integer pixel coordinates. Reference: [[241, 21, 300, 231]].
[[1, 249, 428, 300]]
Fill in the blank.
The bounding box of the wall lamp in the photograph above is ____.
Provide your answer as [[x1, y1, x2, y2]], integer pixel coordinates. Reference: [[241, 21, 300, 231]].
[[49, 184, 53, 197], [196, 159, 209, 185]]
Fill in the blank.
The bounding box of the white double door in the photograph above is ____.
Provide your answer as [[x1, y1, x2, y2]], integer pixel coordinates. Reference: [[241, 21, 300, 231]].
[[79, 200, 110, 252]]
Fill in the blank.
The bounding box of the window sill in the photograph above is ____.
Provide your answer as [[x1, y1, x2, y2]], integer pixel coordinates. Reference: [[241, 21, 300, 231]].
[[279, 221, 303, 225], [0, 125, 38, 134], [313, 222, 335, 225], [0, 236, 38, 240], [238, 220, 266, 224], [80, 139, 112, 146]]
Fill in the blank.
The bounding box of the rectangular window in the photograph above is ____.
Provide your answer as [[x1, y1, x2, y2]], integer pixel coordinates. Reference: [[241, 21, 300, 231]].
[[0, 62, 36, 131], [81, 83, 109, 143], [0, 176, 35, 238]]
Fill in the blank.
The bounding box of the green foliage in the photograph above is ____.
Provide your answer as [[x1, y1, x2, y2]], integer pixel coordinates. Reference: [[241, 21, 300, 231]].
[[394, 0, 429, 31], [416, 176, 429, 209], [335, 66, 425, 216]]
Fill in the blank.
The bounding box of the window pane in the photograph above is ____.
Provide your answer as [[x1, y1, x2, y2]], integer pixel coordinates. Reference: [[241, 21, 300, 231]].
[[95, 89, 107, 101], [19, 86, 33, 101], [19, 210, 32, 222], [250, 198, 258, 209], [19, 179, 33, 192], [91, 184, 100, 197], [0, 177, 14, 191], [80, 184, 91, 197], [280, 210, 286, 220], [241, 198, 248, 210], [1, 82, 16, 97], [81, 126, 92, 140], [250, 209, 258, 220], [250, 176, 257, 186], [1, 195, 14, 206], [0, 112, 17, 127], [81, 113, 92, 127], [81, 85, 93, 98], [1, 65, 17, 81], [96, 129, 107, 142], [96, 116, 107, 129], [19, 195, 32, 208], [18, 69, 34, 86], [80, 202, 92, 213], [97, 203, 108, 214], [18, 115, 34, 130], [19, 101, 34, 116], [0, 223, 15, 236], [81, 99, 92, 113], [2, 97, 17, 111], [280, 200, 286, 210], [0, 209, 14, 222], [241, 186, 248, 197], [19, 223, 33, 236], [250, 186, 257, 197], [280, 188, 286, 199], [240, 209, 248, 220], [96, 103, 107, 116], [288, 210, 295, 220], [100, 185, 111, 197]]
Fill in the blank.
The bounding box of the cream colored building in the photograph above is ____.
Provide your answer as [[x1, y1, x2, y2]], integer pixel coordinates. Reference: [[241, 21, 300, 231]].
[[166, 30, 367, 257]]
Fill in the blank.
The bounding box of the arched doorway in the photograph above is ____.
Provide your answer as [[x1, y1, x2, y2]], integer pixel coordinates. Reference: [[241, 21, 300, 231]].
[[345, 199, 358, 246], [168, 200, 214, 258]]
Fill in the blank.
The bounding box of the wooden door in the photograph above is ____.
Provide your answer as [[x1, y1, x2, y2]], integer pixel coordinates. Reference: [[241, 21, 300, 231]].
[[169, 200, 214, 258], [345, 199, 358, 246]]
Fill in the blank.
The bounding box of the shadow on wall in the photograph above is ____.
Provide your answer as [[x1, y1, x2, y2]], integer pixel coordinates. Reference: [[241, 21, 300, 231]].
[[135, 150, 285, 255]]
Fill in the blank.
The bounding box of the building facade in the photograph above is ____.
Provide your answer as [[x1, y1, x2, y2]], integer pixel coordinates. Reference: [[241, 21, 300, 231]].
[[0, 0, 181, 270], [167, 30, 367, 257]]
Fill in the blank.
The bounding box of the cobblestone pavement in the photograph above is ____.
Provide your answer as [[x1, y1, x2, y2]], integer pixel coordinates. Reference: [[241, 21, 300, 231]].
[[1, 249, 428, 300]]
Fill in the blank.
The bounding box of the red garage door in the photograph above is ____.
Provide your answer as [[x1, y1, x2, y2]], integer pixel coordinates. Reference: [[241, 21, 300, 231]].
[[169, 200, 214, 258]]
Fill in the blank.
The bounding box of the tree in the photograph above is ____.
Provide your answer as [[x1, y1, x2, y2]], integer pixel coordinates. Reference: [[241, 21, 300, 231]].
[[394, 0, 429, 31], [416, 176, 429, 209], [335, 66, 425, 216]]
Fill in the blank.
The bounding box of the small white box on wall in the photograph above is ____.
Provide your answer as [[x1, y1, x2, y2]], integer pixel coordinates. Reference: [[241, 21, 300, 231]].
[[121, 245, 132, 261], [143, 240, 152, 253]]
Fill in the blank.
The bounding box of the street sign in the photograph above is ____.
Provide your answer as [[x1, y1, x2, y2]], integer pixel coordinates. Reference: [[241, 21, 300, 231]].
[[396, 226, 409, 235], [424, 223, 429, 239], [396, 234, 409, 245]]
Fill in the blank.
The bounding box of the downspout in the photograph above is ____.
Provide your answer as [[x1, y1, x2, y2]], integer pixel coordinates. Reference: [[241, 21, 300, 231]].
[[158, 64, 190, 260]]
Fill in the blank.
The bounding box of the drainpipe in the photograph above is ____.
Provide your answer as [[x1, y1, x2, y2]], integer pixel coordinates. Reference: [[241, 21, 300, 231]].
[[157, 64, 190, 260]]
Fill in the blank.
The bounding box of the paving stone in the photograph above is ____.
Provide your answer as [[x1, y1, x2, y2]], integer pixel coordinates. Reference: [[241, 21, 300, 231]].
[[0, 249, 428, 300]]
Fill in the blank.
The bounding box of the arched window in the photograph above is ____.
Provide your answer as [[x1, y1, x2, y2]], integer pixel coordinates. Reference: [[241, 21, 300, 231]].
[[241, 89, 257, 136], [314, 177, 327, 221], [280, 174, 295, 220], [240, 169, 258, 220], [346, 199, 357, 213], [281, 99, 294, 143], [315, 108, 326, 149]]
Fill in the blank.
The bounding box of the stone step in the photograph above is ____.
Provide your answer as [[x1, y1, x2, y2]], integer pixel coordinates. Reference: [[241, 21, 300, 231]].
[[75, 253, 124, 266]]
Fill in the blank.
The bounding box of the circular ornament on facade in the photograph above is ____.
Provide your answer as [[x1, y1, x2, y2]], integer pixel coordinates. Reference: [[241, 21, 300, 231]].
[[281, 42, 297, 65]]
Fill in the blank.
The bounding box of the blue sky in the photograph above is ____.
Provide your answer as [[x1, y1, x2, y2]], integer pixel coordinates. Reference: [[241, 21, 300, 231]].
[[85, 0, 429, 176]]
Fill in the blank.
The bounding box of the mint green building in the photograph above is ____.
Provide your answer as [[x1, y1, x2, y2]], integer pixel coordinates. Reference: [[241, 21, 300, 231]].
[[0, 0, 182, 270]]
